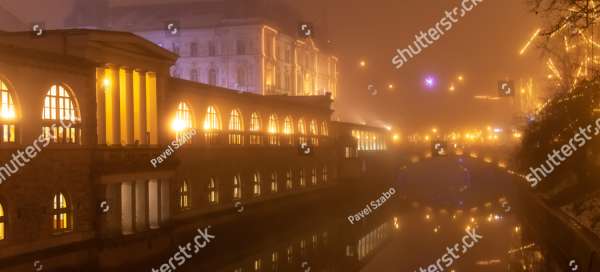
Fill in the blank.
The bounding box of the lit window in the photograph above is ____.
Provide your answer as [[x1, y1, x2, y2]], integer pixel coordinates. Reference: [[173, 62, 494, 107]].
[[299, 169, 305, 187], [286, 170, 293, 190], [228, 109, 243, 145], [298, 119, 306, 135], [0, 80, 16, 144], [52, 193, 71, 233], [310, 120, 319, 135], [253, 172, 261, 196], [179, 180, 190, 210], [42, 84, 81, 144], [271, 172, 278, 193], [321, 121, 328, 136], [249, 112, 262, 145], [254, 259, 262, 271], [203, 106, 221, 131], [311, 168, 317, 185], [174, 102, 194, 141], [268, 114, 278, 134], [268, 114, 279, 145], [233, 175, 242, 199], [322, 166, 328, 182], [0, 202, 5, 240], [283, 116, 294, 135], [208, 178, 218, 204], [250, 112, 261, 132]]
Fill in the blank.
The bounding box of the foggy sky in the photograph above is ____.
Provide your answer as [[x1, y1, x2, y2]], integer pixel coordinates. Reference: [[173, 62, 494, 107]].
[[0, 0, 544, 133]]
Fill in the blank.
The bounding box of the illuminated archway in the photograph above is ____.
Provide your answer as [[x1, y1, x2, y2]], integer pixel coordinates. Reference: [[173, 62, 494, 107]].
[[42, 84, 81, 144], [0, 79, 17, 144], [52, 192, 71, 233]]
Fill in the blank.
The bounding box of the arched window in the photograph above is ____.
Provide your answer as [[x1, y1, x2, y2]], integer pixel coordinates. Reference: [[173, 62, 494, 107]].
[[203, 106, 221, 130], [268, 114, 279, 145], [310, 120, 318, 135], [299, 169, 305, 187], [233, 175, 242, 199], [52, 192, 71, 232], [270, 172, 278, 193], [310, 120, 319, 146], [0, 202, 5, 240], [208, 178, 218, 204], [286, 170, 293, 190], [321, 121, 329, 136], [229, 109, 243, 145], [179, 180, 190, 210], [298, 119, 306, 135], [250, 112, 261, 132], [0, 80, 16, 144], [268, 115, 278, 134], [42, 84, 81, 144], [249, 112, 262, 145], [174, 102, 194, 141], [283, 116, 294, 135], [208, 68, 217, 85], [253, 172, 261, 196], [311, 168, 317, 185]]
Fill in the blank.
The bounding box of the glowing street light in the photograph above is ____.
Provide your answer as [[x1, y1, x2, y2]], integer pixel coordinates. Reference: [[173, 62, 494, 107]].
[[449, 84, 456, 92], [424, 76, 436, 89], [388, 83, 394, 90], [359, 60, 366, 67], [458, 75, 464, 82]]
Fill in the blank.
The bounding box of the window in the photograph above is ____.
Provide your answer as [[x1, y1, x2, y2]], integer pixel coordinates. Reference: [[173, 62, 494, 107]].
[[233, 175, 242, 199], [322, 166, 328, 183], [268, 114, 279, 145], [190, 42, 198, 57], [298, 119, 306, 135], [208, 69, 217, 85], [42, 84, 81, 144], [283, 116, 294, 144], [250, 112, 262, 145], [0, 80, 16, 144], [270, 172, 278, 193], [310, 120, 319, 146], [203, 106, 221, 131], [250, 112, 261, 132], [52, 192, 70, 232], [190, 69, 198, 82], [321, 121, 329, 136], [208, 41, 216, 56], [228, 109, 243, 145], [311, 168, 317, 185], [0, 202, 5, 240], [310, 120, 319, 135], [208, 178, 218, 204], [283, 116, 294, 135], [179, 180, 190, 210], [236, 40, 246, 55], [299, 169, 305, 187], [286, 170, 293, 190], [237, 67, 247, 88], [174, 102, 194, 142], [253, 172, 261, 196], [298, 119, 307, 144]]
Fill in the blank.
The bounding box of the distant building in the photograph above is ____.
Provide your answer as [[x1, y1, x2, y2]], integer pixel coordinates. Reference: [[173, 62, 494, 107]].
[[65, 0, 339, 98]]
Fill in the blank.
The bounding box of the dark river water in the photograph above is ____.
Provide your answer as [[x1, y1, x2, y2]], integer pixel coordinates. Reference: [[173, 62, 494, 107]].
[[132, 157, 565, 272]]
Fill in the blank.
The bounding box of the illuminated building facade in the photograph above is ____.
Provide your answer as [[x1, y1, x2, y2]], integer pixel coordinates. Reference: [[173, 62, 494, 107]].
[[136, 21, 339, 98], [0, 29, 371, 270]]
